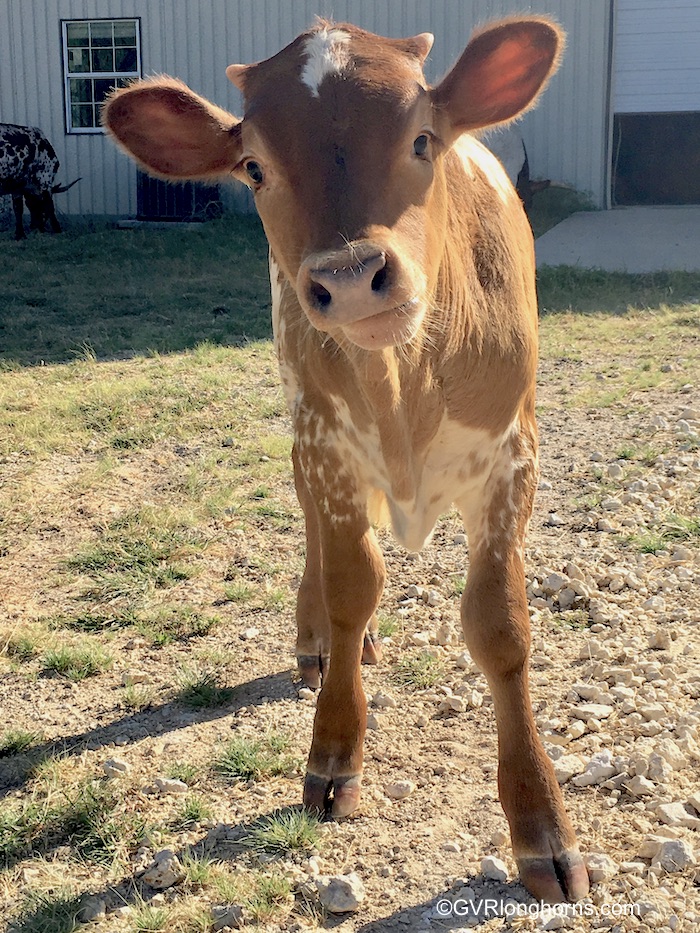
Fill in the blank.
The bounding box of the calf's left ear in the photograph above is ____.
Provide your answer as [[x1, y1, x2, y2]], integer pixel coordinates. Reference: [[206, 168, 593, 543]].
[[103, 77, 242, 180], [431, 18, 564, 138]]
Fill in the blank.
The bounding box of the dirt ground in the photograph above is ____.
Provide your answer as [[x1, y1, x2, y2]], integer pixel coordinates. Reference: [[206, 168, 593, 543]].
[[0, 346, 699, 933]]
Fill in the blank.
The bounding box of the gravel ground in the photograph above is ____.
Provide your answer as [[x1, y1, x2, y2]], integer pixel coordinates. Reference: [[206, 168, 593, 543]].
[[0, 353, 699, 933]]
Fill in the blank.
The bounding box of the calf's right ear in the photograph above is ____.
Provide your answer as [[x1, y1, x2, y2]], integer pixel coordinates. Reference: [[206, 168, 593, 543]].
[[103, 77, 242, 180]]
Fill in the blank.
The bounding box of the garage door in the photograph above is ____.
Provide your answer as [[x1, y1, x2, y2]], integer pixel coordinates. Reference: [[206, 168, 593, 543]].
[[614, 0, 700, 113], [612, 0, 700, 204]]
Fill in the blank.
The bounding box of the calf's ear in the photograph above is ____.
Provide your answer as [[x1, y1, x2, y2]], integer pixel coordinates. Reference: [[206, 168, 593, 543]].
[[431, 18, 563, 139], [103, 77, 242, 179]]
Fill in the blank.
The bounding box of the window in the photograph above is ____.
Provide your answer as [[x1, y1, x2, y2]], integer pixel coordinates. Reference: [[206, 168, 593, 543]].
[[62, 19, 141, 133]]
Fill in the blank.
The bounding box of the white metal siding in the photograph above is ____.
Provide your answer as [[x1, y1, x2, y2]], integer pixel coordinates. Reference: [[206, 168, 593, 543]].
[[614, 0, 700, 114], [0, 0, 613, 215]]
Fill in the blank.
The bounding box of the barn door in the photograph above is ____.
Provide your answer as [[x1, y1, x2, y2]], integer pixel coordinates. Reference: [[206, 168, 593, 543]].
[[612, 0, 700, 205], [136, 172, 222, 221]]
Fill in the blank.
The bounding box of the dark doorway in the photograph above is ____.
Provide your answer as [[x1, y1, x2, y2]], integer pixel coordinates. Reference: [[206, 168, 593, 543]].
[[612, 112, 700, 206], [136, 172, 223, 221]]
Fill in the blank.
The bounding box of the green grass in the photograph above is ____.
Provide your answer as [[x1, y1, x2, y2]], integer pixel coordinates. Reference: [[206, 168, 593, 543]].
[[181, 850, 216, 886], [377, 613, 399, 638], [223, 581, 255, 603], [0, 780, 145, 869], [538, 305, 700, 410], [243, 808, 322, 856], [537, 269, 700, 316], [65, 513, 202, 596], [4, 631, 42, 662], [529, 186, 596, 238], [132, 903, 171, 932], [214, 733, 302, 783], [0, 215, 270, 367], [122, 683, 155, 711], [47, 609, 138, 633], [170, 796, 214, 830], [0, 729, 43, 758], [165, 762, 201, 785], [549, 609, 591, 631], [136, 606, 220, 646], [8, 890, 82, 933], [628, 514, 700, 553], [41, 643, 113, 681], [176, 670, 235, 709], [616, 444, 662, 464], [246, 871, 293, 923], [390, 652, 446, 689]]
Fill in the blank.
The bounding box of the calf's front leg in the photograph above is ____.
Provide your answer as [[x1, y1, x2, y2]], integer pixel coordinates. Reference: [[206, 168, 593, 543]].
[[293, 443, 383, 689], [296, 449, 384, 817], [460, 429, 589, 903]]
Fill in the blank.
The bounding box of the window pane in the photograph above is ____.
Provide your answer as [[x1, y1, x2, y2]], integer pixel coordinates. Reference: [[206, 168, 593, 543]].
[[69, 78, 93, 103], [89, 21, 113, 48], [71, 104, 95, 128], [91, 48, 114, 72], [66, 23, 89, 48], [115, 47, 137, 73], [67, 48, 90, 73], [114, 21, 137, 47], [94, 79, 115, 105]]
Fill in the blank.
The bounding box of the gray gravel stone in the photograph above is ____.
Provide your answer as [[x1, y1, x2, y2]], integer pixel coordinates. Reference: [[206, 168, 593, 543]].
[[103, 758, 130, 778], [480, 855, 508, 882], [315, 872, 365, 913], [142, 849, 185, 889]]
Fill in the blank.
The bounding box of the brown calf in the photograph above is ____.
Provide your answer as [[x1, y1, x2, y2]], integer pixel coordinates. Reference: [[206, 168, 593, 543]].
[[104, 17, 589, 903]]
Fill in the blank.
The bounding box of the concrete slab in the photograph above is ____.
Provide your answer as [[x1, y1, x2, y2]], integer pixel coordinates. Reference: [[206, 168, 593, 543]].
[[535, 205, 700, 273]]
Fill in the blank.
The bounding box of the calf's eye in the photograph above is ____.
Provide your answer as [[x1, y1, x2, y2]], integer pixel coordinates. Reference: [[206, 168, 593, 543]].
[[245, 160, 264, 185], [413, 134, 429, 158]]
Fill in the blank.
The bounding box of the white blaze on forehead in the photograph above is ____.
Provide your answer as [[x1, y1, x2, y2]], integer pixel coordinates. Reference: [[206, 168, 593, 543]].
[[301, 28, 351, 98]]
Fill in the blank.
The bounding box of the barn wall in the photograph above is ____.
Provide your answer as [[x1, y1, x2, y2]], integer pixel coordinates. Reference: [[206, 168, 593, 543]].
[[0, 0, 613, 216]]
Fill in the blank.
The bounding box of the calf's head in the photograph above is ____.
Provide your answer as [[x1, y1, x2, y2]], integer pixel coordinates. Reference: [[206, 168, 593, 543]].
[[104, 17, 562, 349]]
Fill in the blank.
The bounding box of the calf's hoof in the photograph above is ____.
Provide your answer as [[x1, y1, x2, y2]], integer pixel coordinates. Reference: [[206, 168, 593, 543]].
[[297, 630, 379, 688], [297, 653, 329, 690], [303, 771, 362, 818], [361, 630, 382, 664], [517, 848, 590, 903]]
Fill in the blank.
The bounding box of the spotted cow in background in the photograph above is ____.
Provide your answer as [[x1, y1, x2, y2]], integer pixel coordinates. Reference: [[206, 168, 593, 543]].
[[0, 123, 80, 239]]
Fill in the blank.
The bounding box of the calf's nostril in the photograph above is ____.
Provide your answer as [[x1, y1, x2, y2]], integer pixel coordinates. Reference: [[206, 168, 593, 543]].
[[310, 281, 332, 309], [371, 263, 389, 293]]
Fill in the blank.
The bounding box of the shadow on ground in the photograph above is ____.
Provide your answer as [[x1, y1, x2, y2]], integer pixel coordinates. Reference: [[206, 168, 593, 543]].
[[0, 670, 295, 799]]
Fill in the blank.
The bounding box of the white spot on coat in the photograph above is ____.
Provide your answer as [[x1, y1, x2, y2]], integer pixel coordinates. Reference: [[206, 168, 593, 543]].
[[269, 253, 300, 411], [452, 134, 515, 206], [301, 28, 351, 98]]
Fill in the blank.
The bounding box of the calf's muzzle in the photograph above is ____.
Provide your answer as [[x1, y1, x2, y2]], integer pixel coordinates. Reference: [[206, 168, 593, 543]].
[[298, 243, 399, 330]]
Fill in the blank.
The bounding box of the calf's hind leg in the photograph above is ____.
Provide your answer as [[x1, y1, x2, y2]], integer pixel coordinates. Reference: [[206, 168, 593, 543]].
[[459, 430, 589, 903]]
